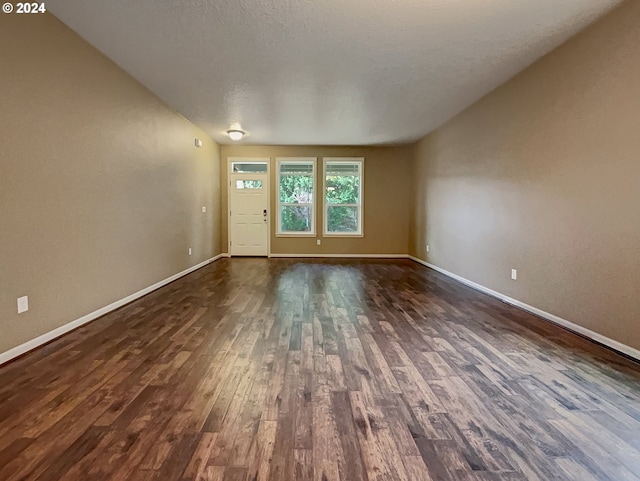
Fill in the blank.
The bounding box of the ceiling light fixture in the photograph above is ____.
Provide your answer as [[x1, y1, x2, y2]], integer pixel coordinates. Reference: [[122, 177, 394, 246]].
[[226, 129, 244, 141]]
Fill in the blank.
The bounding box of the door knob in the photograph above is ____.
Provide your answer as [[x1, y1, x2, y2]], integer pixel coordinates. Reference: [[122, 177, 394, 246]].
[[263, 209, 267, 217]]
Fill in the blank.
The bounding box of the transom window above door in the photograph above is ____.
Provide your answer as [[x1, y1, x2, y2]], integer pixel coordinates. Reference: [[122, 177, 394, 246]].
[[231, 162, 268, 173]]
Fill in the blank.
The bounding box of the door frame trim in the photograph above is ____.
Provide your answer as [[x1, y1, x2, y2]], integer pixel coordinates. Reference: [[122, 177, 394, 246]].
[[227, 157, 271, 257]]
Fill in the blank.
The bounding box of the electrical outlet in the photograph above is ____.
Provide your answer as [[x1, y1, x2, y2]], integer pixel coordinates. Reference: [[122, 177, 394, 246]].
[[317, 239, 321, 246], [201, 206, 207, 213], [17, 296, 29, 314], [426, 244, 430, 253], [511, 269, 517, 280], [188, 248, 192, 256]]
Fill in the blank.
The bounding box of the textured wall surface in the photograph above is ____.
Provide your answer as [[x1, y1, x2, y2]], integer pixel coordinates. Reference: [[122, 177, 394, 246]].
[[410, 1, 640, 350], [220, 145, 412, 255], [47, 0, 622, 145], [0, 13, 222, 355]]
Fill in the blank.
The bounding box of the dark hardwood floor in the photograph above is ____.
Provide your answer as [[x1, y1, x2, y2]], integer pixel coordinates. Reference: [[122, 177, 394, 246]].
[[0, 258, 639, 481]]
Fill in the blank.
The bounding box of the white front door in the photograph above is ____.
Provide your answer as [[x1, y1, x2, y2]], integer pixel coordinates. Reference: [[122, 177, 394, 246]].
[[229, 173, 269, 256]]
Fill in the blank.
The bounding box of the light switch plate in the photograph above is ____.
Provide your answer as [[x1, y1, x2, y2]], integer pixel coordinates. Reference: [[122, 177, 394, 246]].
[[17, 296, 29, 314]]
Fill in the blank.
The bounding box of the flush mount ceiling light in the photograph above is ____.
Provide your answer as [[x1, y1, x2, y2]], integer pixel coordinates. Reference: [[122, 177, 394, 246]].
[[226, 129, 245, 141]]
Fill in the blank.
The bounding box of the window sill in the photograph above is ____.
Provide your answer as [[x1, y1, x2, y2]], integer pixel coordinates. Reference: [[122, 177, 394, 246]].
[[276, 233, 317, 238], [322, 233, 364, 238]]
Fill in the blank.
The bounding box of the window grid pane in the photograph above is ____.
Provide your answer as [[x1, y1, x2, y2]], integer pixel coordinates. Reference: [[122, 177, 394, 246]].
[[326, 205, 358, 233], [279, 174, 314, 204], [325, 174, 360, 205], [235, 179, 263, 189], [280, 205, 313, 232], [325, 163, 360, 175], [280, 164, 314, 175]]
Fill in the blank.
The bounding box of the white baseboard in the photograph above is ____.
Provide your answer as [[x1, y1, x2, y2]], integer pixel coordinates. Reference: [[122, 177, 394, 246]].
[[408, 255, 640, 362], [268, 253, 408, 259], [6, 252, 636, 366], [0, 254, 227, 366]]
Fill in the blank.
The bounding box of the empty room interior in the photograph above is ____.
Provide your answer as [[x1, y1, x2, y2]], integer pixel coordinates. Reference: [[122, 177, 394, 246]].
[[1, 0, 639, 480]]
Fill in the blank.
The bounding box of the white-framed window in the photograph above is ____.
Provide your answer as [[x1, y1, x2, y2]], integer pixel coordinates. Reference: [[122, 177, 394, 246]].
[[323, 158, 364, 236], [276, 158, 317, 235]]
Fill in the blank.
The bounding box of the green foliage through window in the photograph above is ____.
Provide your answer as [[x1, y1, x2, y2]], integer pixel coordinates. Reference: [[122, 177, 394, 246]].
[[281, 205, 312, 232], [325, 175, 359, 205], [327, 205, 357, 232]]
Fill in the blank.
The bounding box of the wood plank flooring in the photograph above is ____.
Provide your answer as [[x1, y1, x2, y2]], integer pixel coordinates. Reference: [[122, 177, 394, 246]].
[[0, 258, 639, 481]]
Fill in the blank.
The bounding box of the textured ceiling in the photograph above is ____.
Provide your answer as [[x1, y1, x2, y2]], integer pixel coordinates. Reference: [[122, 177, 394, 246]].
[[48, 0, 622, 145]]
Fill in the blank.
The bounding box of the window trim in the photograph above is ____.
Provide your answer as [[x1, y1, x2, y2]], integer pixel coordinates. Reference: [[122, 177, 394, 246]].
[[276, 157, 318, 237], [322, 157, 364, 237]]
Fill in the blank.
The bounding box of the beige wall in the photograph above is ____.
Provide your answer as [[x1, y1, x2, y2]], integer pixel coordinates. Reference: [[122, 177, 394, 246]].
[[221, 145, 412, 255], [0, 14, 222, 355], [410, 0, 640, 350]]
